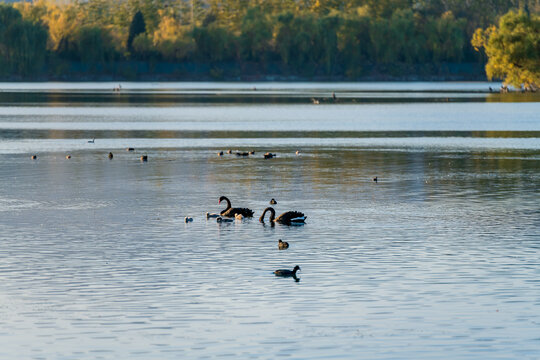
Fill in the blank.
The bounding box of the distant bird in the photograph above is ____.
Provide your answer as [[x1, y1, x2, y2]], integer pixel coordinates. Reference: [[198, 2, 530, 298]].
[[264, 152, 275, 159], [184, 217, 193, 223], [31, 155, 37, 160], [126, 147, 135, 151], [140, 155, 148, 162], [227, 149, 232, 154], [65, 155, 71, 159], [311, 98, 320, 105], [295, 150, 300, 155], [270, 198, 277, 205], [332, 92, 337, 101], [108, 152, 113, 159], [219, 196, 254, 218], [249, 151, 255, 155], [218, 151, 224, 156], [372, 176, 378, 183], [216, 217, 233, 223], [236, 152, 249, 157], [88, 138, 95, 143], [274, 265, 300, 277], [259, 207, 306, 225], [206, 212, 220, 219], [278, 239, 289, 250]]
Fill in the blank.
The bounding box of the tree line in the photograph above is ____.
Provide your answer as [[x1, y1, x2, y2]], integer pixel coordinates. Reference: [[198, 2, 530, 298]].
[[0, 0, 538, 80]]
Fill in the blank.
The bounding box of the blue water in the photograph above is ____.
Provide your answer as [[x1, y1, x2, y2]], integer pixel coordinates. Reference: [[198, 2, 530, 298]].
[[0, 82, 539, 359]]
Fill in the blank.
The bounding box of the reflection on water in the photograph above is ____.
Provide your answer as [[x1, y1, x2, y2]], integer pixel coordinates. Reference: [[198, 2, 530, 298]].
[[0, 83, 539, 359]]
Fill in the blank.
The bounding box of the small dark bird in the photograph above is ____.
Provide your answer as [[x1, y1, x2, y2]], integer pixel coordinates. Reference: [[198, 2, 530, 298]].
[[270, 198, 277, 205], [218, 151, 224, 156], [278, 239, 289, 250], [126, 147, 134, 151], [108, 152, 113, 159], [140, 155, 148, 162], [206, 212, 220, 218], [88, 138, 95, 143], [373, 176, 378, 183], [184, 217, 193, 223], [65, 155, 71, 159], [264, 152, 275, 159], [249, 151, 255, 155], [31, 155, 37, 160], [227, 149, 232, 154], [236, 152, 249, 157], [274, 265, 300, 277], [216, 217, 233, 223]]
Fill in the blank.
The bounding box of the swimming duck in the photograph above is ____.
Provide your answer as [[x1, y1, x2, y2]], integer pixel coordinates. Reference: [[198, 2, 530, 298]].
[[65, 155, 71, 159], [259, 207, 306, 225], [274, 265, 300, 277], [108, 152, 113, 159], [140, 155, 148, 162], [218, 151, 224, 156], [278, 239, 289, 250], [373, 176, 378, 183], [236, 152, 249, 157], [31, 155, 37, 160], [88, 138, 95, 143], [270, 198, 277, 205], [206, 212, 220, 218], [219, 196, 254, 218], [216, 217, 233, 223], [126, 147, 135, 151], [264, 152, 275, 159], [184, 217, 193, 223]]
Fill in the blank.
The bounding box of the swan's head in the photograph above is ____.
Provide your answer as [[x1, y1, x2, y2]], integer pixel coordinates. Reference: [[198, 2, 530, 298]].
[[218, 196, 228, 204]]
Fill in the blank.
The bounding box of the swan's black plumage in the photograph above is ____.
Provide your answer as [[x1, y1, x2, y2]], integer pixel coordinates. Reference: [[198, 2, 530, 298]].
[[274, 265, 300, 277], [219, 196, 254, 218], [259, 207, 306, 225]]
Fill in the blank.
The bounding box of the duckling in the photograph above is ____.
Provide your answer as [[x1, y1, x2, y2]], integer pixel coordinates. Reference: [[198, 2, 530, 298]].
[[216, 217, 233, 223], [270, 198, 277, 205], [218, 151, 224, 156], [126, 147, 135, 151], [264, 152, 275, 159], [140, 155, 148, 162], [278, 239, 289, 250], [274, 265, 300, 277], [184, 217, 193, 223], [108, 152, 113, 159], [65, 155, 71, 159], [235, 214, 244, 220], [31, 155, 37, 160], [206, 212, 220, 219]]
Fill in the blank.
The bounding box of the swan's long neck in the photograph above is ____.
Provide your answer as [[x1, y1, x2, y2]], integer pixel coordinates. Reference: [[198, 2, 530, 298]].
[[220, 196, 232, 212], [259, 207, 275, 222]]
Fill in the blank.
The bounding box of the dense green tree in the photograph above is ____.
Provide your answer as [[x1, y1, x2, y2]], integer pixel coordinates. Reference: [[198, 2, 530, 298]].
[[127, 10, 146, 53], [472, 10, 539, 90], [239, 7, 272, 62]]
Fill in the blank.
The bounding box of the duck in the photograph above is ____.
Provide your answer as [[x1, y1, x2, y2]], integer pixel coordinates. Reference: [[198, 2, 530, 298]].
[[236, 152, 249, 157], [249, 151, 255, 155], [108, 152, 113, 159], [218, 196, 254, 218], [184, 217, 193, 223], [270, 198, 277, 205], [216, 217, 233, 223], [264, 152, 275, 159], [126, 147, 135, 151], [311, 98, 320, 105], [31, 155, 37, 160], [206, 212, 220, 219], [274, 265, 300, 277], [140, 155, 148, 162], [65, 155, 71, 159], [259, 207, 306, 225], [295, 150, 300, 155], [372, 176, 378, 183], [218, 151, 224, 156], [226, 150, 232, 154], [88, 138, 95, 143], [278, 239, 289, 250]]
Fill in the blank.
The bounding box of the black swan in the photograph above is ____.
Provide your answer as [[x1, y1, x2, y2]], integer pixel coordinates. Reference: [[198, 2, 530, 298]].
[[219, 196, 254, 218], [274, 265, 300, 277], [259, 207, 306, 225], [278, 239, 289, 250]]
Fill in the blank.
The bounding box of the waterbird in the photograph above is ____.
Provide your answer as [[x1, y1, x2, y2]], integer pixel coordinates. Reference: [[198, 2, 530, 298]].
[[278, 239, 289, 250], [216, 217, 233, 223], [270, 198, 277, 205], [373, 176, 378, 183], [206, 212, 220, 219], [88, 138, 95, 143], [126, 147, 135, 151], [218, 151, 224, 156], [249, 151, 255, 155], [31, 155, 37, 160], [274, 265, 300, 277], [296, 150, 300, 155], [259, 207, 306, 225], [108, 152, 113, 159], [219, 196, 254, 218], [185, 217, 193, 223], [140, 155, 148, 162], [311, 98, 320, 105], [227, 150, 232, 154], [264, 152, 275, 159], [236, 152, 249, 157], [65, 155, 71, 159]]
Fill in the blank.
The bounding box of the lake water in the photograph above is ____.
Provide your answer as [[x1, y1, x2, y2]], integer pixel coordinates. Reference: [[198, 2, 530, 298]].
[[0, 82, 539, 359]]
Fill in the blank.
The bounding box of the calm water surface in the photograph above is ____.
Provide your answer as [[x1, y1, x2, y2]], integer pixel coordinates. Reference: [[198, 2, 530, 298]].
[[0, 82, 539, 359]]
